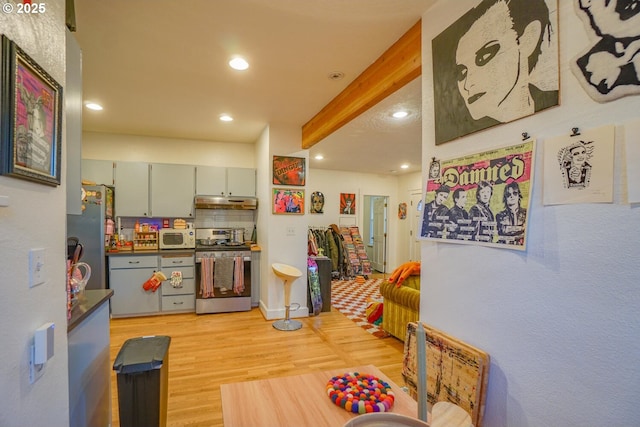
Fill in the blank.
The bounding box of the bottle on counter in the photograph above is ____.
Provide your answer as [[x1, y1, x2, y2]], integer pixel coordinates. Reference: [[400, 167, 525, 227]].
[[135, 219, 140, 232]]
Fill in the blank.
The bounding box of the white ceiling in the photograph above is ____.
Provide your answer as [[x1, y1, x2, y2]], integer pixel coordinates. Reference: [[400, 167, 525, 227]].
[[74, 0, 431, 175]]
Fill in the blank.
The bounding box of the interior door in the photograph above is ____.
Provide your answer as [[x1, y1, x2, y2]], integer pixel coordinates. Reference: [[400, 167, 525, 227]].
[[409, 191, 422, 261], [372, 197, 387, 273]]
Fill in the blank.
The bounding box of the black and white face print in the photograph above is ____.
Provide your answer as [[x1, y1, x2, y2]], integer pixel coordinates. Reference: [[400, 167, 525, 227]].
[[572, 0, 640, 102]]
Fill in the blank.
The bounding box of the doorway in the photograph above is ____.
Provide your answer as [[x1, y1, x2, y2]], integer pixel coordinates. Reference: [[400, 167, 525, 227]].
[[363, 195, 388, 273]]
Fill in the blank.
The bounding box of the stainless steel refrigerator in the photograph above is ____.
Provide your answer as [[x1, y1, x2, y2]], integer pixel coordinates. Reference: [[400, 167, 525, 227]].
[[67, 185, 114, 290]]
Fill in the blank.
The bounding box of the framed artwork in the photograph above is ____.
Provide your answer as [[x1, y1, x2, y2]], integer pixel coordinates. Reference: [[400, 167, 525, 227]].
[[272, 155, 305, 186], [420, 140, 536, 251], [309, 191, 324, 213], [340, 193, 355, 215], [431, 0, 558, 145], [272, 188, 304, 214], [1, 35, 63, 186]]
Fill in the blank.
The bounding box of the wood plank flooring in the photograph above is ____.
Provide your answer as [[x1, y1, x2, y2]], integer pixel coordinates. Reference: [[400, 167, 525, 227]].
[[109, 306, 405, 427]]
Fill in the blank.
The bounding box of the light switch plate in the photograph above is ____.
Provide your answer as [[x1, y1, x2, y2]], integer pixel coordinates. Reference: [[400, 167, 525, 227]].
[[29, 248, 46, 288]]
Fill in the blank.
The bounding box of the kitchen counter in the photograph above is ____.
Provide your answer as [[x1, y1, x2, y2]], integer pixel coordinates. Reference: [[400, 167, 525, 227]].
[[68, 289, 113, 427], [68, 289, 113, 333], [106, 249, 195, 256]]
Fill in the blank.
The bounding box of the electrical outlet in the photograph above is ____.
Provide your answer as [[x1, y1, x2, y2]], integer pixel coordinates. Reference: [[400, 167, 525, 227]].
[[29, 248, 46, 288], [286, 226, 295, 236]]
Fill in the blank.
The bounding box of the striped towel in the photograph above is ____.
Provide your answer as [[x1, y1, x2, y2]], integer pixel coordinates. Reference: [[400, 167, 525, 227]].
[[200, 256, 215, 298], [233, 256, 244, 295]]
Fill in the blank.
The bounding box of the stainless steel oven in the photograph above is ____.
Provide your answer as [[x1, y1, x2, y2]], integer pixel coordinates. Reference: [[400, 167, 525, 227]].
[[195, 247, 252, 314]]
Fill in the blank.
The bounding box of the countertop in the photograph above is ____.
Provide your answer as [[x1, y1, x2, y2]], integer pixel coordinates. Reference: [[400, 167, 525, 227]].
[[68, 289, 113, 333], [106, 249, 195, 256], [106, 246, 261, 255]]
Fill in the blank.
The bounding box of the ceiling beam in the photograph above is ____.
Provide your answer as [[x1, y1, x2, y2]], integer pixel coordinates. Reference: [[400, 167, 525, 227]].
[[301, 19, 421, 149]]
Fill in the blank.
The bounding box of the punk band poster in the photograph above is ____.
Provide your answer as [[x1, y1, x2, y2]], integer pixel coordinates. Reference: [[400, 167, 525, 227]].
[[420, 140, 535, 251]]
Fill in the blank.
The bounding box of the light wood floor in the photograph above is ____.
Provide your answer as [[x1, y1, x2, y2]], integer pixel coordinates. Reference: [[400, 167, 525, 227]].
[[109, 306, 404, 427]]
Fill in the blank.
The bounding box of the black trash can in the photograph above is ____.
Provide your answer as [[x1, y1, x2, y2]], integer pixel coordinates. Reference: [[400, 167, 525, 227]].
[[113, 335, 171, 427]]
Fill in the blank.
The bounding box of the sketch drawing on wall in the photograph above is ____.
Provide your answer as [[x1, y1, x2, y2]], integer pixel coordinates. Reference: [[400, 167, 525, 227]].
[[432, 0, 559, 145], [557, 139, 594, 190], [543, 125, 615, 205], [572, 0, 640, 102]]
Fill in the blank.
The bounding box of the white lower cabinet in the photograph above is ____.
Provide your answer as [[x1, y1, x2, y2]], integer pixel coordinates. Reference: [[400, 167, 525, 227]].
[[159, 254, 195, 312], [109, 253, 195, 317]]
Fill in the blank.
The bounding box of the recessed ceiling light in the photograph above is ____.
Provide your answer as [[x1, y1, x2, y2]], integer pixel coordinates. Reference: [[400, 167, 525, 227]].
[[229, 57, 249, 71], [85, 102, 103, 111], [219, 114, 233, 122], [314, 154, 324, 160], [328, 71, 344, 81], [400, 164, 410, 169], [392, 110, 408, 119]]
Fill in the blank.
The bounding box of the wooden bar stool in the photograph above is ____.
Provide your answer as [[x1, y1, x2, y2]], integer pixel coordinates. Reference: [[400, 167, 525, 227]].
[[272, 263, 303, 331]]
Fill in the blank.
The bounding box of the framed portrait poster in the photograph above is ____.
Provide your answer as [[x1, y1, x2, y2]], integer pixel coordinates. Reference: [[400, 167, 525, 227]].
[[272, 188, 304, 214], [1, 35, 63, 186], [273, 155, 305, 186], [431, 0, 558, 145], [340, 193, 356, 215]]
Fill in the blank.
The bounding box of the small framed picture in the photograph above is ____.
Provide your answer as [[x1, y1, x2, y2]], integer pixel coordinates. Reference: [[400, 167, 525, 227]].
[[273, 188, 305, 214], [1, 35, 63, 186], [273, 155, 305, 186], [340, 193, 356, 215]]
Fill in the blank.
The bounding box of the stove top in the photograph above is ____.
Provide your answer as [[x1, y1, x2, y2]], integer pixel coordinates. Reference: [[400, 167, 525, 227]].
[[195, 243, 251, 251]]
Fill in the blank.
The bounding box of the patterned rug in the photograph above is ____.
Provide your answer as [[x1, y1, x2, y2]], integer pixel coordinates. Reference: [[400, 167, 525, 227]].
[[331, 278, 390, 338]]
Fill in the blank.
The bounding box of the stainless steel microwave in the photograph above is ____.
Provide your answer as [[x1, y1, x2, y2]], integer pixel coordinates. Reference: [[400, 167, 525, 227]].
[[159, 229, 196, 249]]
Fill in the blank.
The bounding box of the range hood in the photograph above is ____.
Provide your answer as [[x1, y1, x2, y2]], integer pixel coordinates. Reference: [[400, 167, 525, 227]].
[[194, 195, 258, 210]]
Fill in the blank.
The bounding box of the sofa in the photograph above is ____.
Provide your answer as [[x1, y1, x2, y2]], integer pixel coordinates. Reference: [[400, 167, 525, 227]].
[[379, 275, 420, 340]]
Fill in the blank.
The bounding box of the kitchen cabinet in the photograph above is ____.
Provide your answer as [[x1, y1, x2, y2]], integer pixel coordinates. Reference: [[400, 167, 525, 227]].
[[81, 159, 114, 186], [227, 167, 256, 197], [114, 161, 150, 217], [109, 255, 159, 317], [159, 254, 195, 312], [150, 163, 195, 217], [196, 166, 256, 197]]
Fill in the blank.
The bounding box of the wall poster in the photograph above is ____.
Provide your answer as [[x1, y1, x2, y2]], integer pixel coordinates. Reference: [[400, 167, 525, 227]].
[[272, 188, 304, 214], [420, 140, 535, 251], [340, 193, 356, 215], [543, 124, 615, 205], [272, 155, 305, 186], [432, 0, 559, 145]]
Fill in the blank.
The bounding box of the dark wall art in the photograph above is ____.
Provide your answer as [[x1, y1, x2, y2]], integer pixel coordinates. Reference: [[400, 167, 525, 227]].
[[432, 0, 559, 145]]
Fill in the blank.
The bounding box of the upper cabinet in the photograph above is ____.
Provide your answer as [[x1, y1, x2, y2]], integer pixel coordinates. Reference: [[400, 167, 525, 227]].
[[150, 163, 195, 217], [227, 168, 256, 197], [114, 161, 150, 217], [196, 166, 256, 197], [195, 166, 226, 196], [81, 159, 114, 186]]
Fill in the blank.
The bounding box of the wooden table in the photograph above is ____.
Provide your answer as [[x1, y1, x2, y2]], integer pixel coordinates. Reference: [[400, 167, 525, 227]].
[[221, 365, 419, 427]]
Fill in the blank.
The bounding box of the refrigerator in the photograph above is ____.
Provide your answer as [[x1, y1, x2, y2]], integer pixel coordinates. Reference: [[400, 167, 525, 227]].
[[67, 185, 114, 290]]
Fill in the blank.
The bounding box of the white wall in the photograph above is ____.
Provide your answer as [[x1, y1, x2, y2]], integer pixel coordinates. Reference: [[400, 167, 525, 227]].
[[421, 2, 640, 426], [0, 4, 71, 427], [83, 131, 255, 167]]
